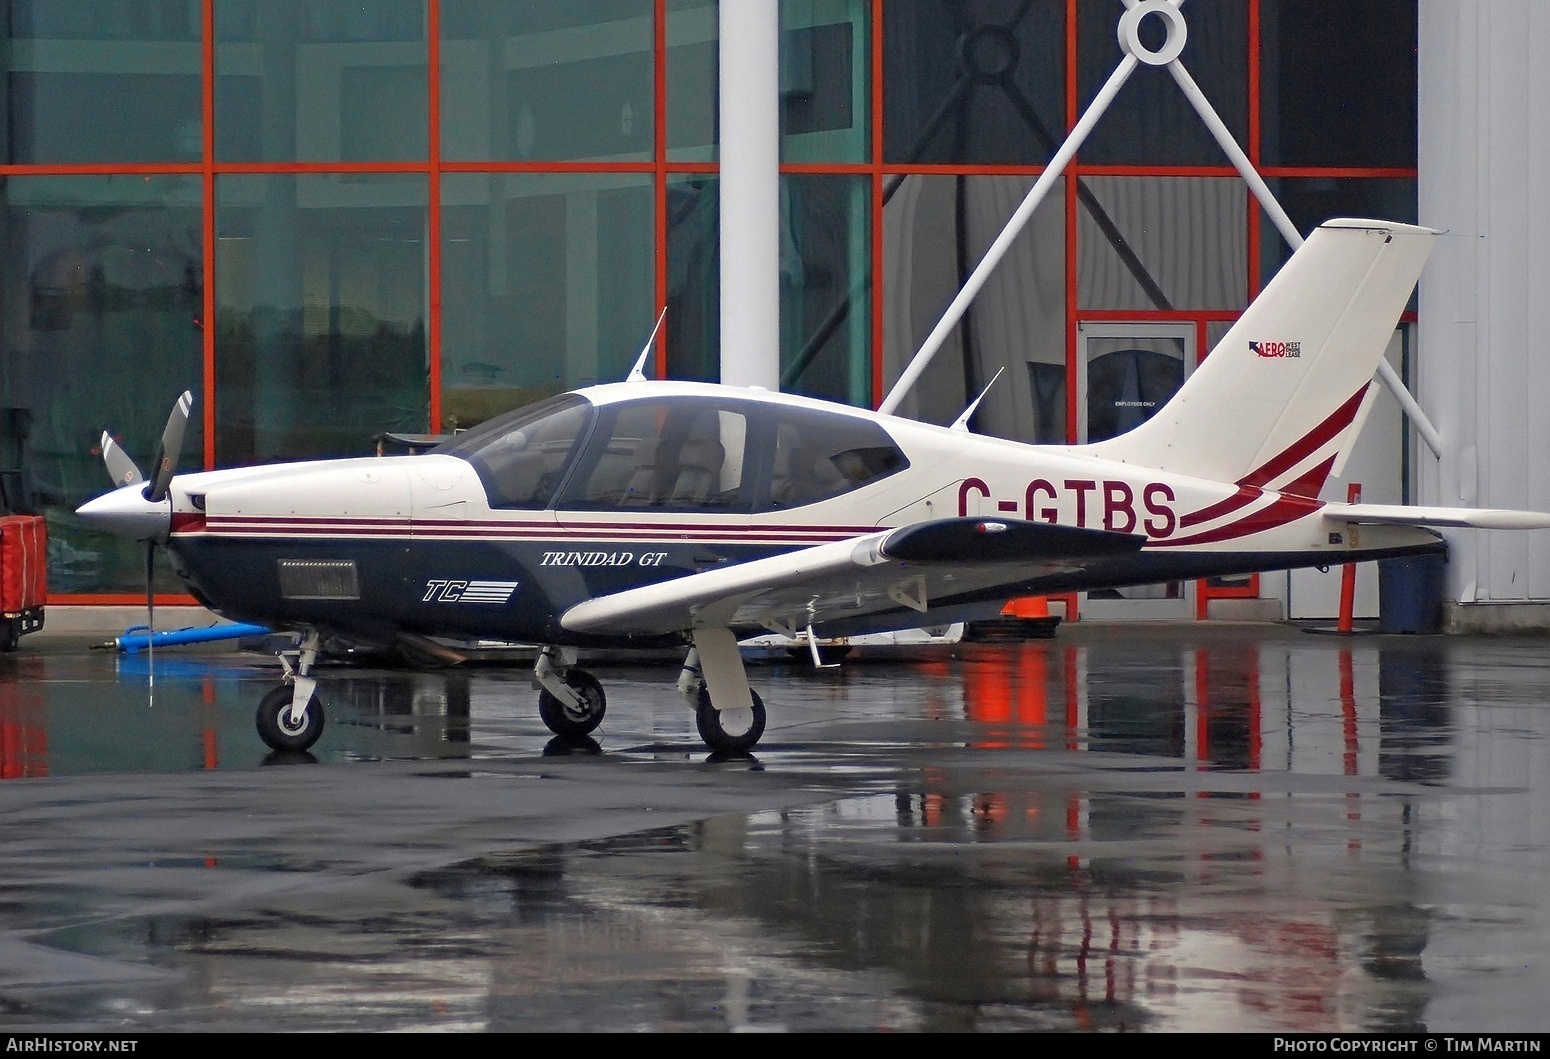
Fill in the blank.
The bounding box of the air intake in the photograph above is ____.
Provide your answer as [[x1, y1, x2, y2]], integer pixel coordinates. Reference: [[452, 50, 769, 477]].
[[278, 559, 360, 600]]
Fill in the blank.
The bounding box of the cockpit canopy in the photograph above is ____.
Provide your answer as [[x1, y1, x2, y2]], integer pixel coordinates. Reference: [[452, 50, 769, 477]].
[[436, 392, 909, 513]]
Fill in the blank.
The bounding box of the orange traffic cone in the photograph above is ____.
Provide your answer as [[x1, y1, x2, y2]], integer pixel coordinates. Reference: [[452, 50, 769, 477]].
[[1002, 596, 1050, 619]]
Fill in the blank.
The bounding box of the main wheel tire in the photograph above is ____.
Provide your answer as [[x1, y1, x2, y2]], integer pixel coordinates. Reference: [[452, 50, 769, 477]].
[[695, 686, 766, 754], [0, 619, 18, 652], [537, 669, 606, 738], [255, 685, 326, 752]]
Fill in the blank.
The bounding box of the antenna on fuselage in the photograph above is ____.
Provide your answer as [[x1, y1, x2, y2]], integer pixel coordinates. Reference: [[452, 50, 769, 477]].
[[625, 306, 668, 383], [949, 367, 1004, 433]]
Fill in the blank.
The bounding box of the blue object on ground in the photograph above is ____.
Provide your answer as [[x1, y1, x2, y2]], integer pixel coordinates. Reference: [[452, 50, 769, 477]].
[[115, 623, 272, 653]]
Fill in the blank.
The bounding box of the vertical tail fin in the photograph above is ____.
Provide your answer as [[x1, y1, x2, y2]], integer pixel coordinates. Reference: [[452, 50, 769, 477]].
[[1087, 218, 1435, 494]]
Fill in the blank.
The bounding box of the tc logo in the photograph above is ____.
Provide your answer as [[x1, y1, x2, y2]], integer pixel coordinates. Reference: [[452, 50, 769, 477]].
[[423, 580, 518, 604]]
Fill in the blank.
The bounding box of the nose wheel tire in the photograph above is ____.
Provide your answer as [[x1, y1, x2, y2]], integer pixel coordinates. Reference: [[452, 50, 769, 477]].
[[538, 669, 606, 738], [695, 686, 766, 754], [256, 685, 326, 752]]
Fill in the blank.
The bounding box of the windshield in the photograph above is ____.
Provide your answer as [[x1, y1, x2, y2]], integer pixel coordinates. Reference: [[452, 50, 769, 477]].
[[436, 394, 594, 509]]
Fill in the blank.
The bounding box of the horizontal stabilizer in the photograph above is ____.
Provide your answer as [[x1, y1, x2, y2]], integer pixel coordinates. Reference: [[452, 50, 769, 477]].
[[1332, 504, 1550, 530]]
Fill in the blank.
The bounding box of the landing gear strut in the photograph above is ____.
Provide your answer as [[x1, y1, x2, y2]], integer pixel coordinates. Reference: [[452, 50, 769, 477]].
[[255, 628, 327, 752], [678, 628, 768, 754], [533, 646, 607, 739], [529, 631, 770, 754]]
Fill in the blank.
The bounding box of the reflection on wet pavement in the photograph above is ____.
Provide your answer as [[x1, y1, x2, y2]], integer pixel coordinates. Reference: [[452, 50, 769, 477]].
[[0, 628, 1547, 1031]]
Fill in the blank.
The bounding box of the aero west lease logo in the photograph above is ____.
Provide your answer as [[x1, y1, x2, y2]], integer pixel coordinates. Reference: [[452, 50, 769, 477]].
[[1250, 340, 1301, 359]]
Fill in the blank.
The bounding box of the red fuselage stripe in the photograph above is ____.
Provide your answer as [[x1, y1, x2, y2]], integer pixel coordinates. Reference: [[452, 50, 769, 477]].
[[1179, 484, 1260, 529], [1150, 493, 1323, 547]]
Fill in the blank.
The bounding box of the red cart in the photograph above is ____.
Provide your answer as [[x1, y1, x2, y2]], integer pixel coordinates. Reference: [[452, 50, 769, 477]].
[[0, 514, 46, 650]]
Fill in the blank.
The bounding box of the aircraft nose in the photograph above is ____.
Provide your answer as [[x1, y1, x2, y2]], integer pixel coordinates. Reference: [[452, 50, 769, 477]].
[[76, 485, 170, 541]]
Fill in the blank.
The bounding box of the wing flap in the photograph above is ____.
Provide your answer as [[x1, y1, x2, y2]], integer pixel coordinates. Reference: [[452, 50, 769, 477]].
[[879, 517, 1144, 562], [560, 517, 1143, 637], [1333, 503, 1550, 530]]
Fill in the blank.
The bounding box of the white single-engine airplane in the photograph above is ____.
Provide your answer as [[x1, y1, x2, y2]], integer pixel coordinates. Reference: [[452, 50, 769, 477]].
[[78, 219, 1550, 755]]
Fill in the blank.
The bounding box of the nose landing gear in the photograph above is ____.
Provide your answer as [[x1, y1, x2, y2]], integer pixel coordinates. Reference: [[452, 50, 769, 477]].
[[255, 628, 327, 752], [534, 646, 608, 739]]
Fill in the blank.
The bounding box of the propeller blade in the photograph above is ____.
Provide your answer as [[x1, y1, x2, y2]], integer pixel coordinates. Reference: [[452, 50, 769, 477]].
[[100, 431, 144, 488], [145, 540, 156, 703], [145, 391, 193, 503]]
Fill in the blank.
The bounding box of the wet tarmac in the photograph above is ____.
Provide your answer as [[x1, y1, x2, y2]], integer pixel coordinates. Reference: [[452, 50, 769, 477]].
[[1, 621, 1549, 1032]]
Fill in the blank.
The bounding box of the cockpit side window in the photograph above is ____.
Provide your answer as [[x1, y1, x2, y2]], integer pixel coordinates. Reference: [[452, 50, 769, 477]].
[[437, 394, 593, 509], [556, 397, 751, 512], [759, 406, 908, 511]]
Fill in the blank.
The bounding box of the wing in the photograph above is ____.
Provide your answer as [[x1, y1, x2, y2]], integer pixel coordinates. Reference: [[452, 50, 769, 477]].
[[559, 517, 1144, 638], [1332, 503, 1550, 530]]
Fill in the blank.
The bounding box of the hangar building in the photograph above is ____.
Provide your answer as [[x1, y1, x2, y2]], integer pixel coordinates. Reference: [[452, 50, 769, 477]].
[[0, 0, 1541, 629]]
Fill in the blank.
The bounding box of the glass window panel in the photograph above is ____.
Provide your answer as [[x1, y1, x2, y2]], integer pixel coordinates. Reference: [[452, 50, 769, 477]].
[[882, 0, 1064, 166], [1260, 177, 1418, 290], [215, 174, 427, 464], [1083, 333, 1186, 443], [1205, 318, 1233, 359], [666, 0, 717, 161], [558, 397, 751, 512], [780, 0, 867, 164], [4, 0, 201, 163], [883, 174, 1066, 442], [1260, 0, 1417, 168], [666, 173, 720, 383], [664, 173, 871, 405], [0, 175, 203, 594], [767, 404, 907, 503], [1077, 176, 1248, 311], [780, 174, 869, 406], [441, 172, 654, 431], [1077, 0, 1247, 166], [215, 0, 427, 163], [440, 1, 653, 163]]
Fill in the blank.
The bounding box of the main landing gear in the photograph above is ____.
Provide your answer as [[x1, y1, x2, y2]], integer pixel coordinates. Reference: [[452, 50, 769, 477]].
[[254, 628, 327, 752], [532, 627, 767, 754]]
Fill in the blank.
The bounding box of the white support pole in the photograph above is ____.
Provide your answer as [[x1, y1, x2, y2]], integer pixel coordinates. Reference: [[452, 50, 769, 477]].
[[1164, 60, 1302, 250], [878, 54, 1140, 415], [1167, 59, 1445, 457], [880, 0, 1443, 458], [718, 0, 781, 389]]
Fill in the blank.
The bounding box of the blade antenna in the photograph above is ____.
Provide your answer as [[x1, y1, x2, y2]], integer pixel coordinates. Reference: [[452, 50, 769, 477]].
[[625, 307, 667, 382], [950, 367, 1005, 432]]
